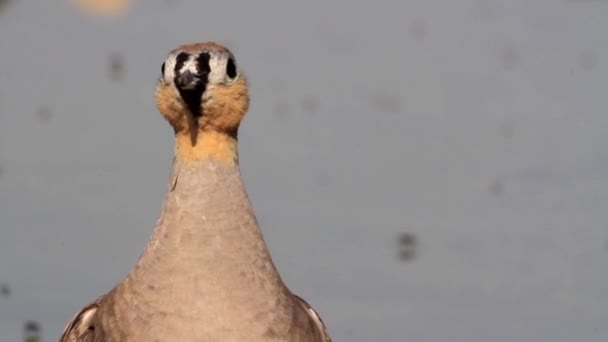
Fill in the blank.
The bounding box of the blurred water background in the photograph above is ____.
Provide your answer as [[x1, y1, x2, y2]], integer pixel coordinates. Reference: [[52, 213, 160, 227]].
[[0, 0, 607, 341]]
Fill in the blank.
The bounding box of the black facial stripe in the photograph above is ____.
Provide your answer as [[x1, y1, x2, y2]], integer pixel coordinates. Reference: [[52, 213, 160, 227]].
[[196, 52, 211, 75], [186, 53, 211, 117], [173, 52, 211, 118], [174, 52, 189, 76]]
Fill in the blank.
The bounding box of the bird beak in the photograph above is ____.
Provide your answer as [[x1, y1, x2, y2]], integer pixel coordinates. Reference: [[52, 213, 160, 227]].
[[176, 70, 201, 90]]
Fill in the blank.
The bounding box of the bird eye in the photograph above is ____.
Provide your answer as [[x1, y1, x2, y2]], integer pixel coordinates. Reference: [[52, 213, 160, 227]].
[[226, 58, 237, 79], [161, 62, 166, 76]]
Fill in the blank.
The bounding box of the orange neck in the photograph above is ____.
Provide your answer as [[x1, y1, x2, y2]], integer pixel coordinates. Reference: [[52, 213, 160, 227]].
[[175, 130, 238, 166]]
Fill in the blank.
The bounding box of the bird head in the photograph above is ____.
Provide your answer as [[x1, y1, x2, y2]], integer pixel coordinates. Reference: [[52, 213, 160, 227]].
[[155, 42, 249, 138]]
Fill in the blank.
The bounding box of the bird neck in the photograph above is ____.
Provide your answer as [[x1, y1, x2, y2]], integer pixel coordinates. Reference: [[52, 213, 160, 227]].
[[175, 129, 238, 166], [118, 145, 291, 317]]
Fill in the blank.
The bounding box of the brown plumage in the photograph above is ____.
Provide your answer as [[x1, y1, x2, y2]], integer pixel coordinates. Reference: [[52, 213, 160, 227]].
[[60, 42, 331, 342]]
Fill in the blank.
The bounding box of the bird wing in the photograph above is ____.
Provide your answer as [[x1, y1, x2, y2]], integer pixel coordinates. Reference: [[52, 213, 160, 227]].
[[294, 295, 332, 342], [60, 296, 104, 342]]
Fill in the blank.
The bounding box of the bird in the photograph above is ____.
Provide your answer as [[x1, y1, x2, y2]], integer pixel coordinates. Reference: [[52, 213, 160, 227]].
[[60, 42, 331, 342]]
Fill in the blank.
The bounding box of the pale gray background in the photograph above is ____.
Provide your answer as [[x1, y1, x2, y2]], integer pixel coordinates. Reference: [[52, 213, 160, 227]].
[[0, 0, 607, 341]]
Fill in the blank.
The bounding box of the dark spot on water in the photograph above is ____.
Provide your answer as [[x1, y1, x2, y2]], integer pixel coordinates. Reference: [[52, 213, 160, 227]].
[[23, 320, 41, 342], [300, 96, 319, 114], [499, 122, 515, 139], [408, 18, 427, 42], [36, 107, 53, 124], [500, 46, 520, 71], [369, 93, 402, 113], [398, 232, 417, 261], [109, 52, 126, 81], [0, 283, 10, 297], [488, 179, 504, 197]]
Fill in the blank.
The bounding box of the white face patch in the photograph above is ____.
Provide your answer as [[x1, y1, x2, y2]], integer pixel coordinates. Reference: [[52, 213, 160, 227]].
[[161, 52, 198, 85], [160, 48, 238, 103], [180, 56, 198, 75], [207, 52, 229, 86], [156, 44, 245, 121]]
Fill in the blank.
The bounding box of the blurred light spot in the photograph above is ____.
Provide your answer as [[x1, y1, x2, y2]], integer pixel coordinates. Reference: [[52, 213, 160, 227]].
[[397, 232, 417, 261], [488, 179, 504, 197], [70, 0, 132, 17], [0, 283, 10, 297], [499, 122, 515, 139], [408, 18, 427, 42], [23, 321, 41, 342], [500, 46, 520, 70], [315, 172, 331, 188], [36, 107, 53, 124], [274, 99, 290, 120], [300, 96, 319, 114], [108, 52, 126, 81], [0, 0, 13, 13], [369, 93, 402, 113], [579, 50, 598, 71]]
